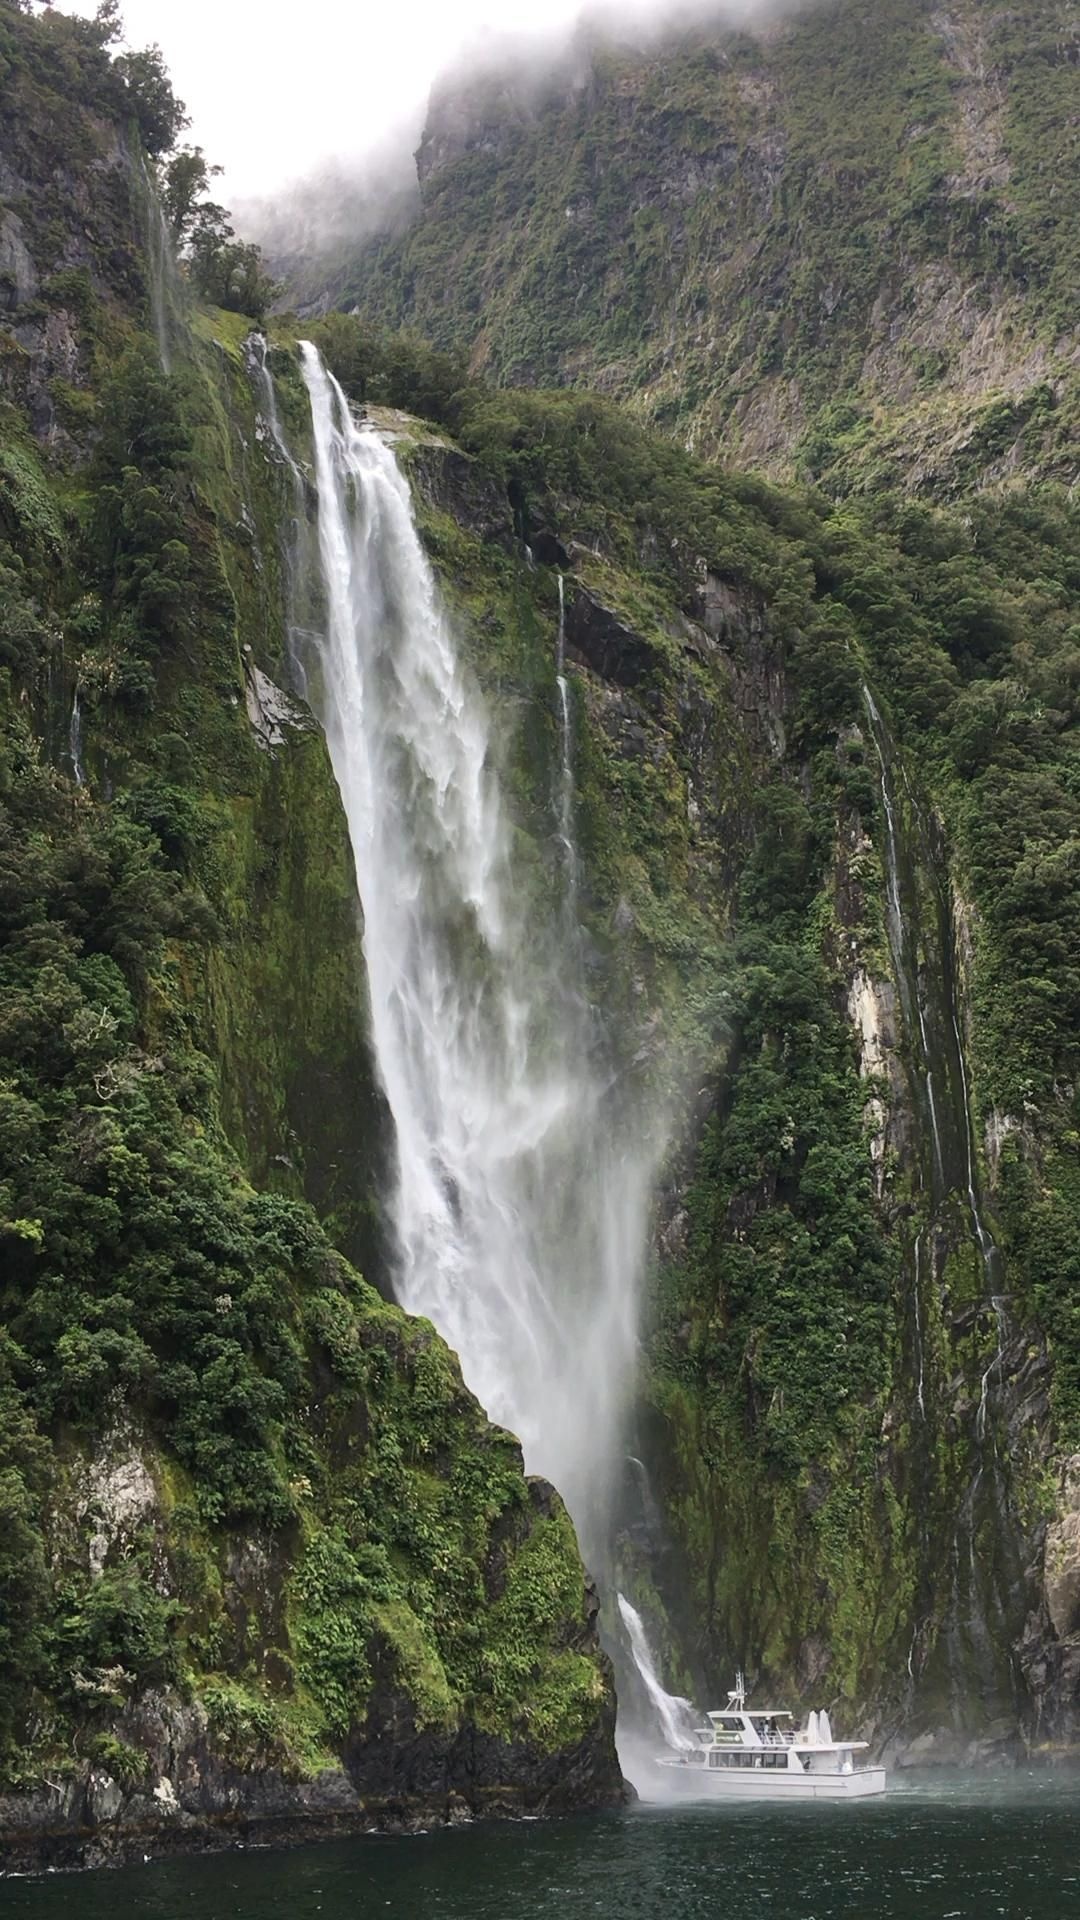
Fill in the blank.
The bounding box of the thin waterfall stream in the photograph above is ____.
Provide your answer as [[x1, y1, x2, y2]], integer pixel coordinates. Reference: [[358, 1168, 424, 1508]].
[[295, 345, 657, 1599], [69, 684, 85, 788], [912, 1230, 927, 1422], [554, 573, 578, 911], [862, 684, 1017, 1718], [862, 686, 946, 1192], [862, 685, 1004, 1403], [140, 157, 180, 375], [615, 1596, 697, 1751]]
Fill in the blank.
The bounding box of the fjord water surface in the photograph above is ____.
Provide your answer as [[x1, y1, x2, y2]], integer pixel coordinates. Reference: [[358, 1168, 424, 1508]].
[[7, 1780, 1078, 1918]]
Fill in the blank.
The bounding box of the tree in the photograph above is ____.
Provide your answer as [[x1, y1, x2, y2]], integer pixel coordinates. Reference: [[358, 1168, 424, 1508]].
[[188, 230, 277, 322], [91, 0, 122, 42], [161, 146, 223, 244], [158, 148, 277, 320], [116, 43, 188, 157]]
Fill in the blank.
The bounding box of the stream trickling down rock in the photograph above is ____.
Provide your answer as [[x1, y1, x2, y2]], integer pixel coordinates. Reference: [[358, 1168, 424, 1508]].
[[296, 348, 658, 1684]]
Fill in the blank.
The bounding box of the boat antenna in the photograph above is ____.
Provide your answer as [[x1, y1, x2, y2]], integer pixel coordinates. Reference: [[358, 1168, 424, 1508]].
[[728, 1671, 746, 1710]]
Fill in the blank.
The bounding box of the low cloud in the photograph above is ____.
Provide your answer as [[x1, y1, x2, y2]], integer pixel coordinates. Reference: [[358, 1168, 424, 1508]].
[[67, 0, 818, 206], [237, 0, 819, 265]]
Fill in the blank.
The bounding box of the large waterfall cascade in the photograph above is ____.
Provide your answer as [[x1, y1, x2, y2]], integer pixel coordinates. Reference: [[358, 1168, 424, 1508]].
[[294, 343, 657, 1564]]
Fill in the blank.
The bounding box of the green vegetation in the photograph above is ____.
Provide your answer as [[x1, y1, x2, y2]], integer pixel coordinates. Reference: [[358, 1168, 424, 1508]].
[[0, 1, 614, 1805], [163, 146, 277, 319], [309, 306, 1080, 1709], [4, 0, 1080, 1803], [309, 0, 1079, 490]]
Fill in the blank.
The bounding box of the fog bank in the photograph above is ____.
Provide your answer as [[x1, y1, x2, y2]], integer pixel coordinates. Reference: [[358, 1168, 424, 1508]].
[[64, 0, 820, 199]]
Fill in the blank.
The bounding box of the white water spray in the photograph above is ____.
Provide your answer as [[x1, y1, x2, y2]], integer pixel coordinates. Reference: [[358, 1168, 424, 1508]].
[[69, 685, 85, 788], [296, 344, 655, 1548], [140, 160, 179, 375], [912, 1230, 927, 1422], [554, 573, 578, 909], [616, 1595, 698, 1751], [862, 686, 945, 1190]]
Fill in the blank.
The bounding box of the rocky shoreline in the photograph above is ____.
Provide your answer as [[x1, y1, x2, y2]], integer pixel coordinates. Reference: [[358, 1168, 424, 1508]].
[[0, 1726, 628, 1875]]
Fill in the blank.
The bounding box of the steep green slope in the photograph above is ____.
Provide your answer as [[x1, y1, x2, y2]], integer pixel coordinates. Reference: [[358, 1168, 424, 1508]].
[[0, 3, 619, 1863], [303, 307, 1080, 1757], [291, 0, 1080, 494], [6, 0, 1080, 1863]]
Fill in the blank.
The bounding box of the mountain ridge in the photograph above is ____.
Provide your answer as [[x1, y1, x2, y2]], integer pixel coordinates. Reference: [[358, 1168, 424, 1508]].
[[269, 0, 1080, 495]]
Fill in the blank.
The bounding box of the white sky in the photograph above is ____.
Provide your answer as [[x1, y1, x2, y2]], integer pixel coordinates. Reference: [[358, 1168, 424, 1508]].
[[65, 0, 608, 198]]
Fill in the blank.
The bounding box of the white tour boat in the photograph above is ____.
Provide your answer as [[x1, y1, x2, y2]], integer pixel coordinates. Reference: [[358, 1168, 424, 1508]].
[[655, 1675, 886, 1800]]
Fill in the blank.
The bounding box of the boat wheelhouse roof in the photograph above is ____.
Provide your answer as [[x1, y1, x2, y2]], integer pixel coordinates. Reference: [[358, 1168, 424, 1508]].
[[706, 1708, 793, 1720]]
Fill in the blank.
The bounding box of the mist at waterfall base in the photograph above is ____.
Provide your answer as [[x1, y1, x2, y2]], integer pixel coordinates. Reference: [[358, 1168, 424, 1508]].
[[292, 344, 672, 1751], [614, 1595, 707, 1794]]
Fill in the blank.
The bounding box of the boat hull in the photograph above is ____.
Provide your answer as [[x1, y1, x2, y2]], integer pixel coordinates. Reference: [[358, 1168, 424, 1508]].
[[655, 1763, 887, 1800]]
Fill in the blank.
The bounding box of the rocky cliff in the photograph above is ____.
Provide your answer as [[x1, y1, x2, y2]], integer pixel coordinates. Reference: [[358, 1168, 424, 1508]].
[[0, 4, 621, 1866], [278, 0, 1080, 495], [5, 0, 1080, 1875], [261, 0, 1080, 1756], [307, 349, 1080, 1766]]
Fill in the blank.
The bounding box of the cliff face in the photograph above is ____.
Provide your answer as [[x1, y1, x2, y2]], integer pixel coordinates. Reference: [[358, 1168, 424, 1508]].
[[5, 2, 1080, 1871], [289, 0, 1080, 494], [265, 0, 1080, 1752], [342, 362, 1080, 1764], [0, 5, 621, 1866]]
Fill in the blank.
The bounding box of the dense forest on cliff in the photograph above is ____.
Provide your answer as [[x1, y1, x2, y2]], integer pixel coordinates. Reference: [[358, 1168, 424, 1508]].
[[285, 0, 1080, 494], [285, 3, 1080, 1741], [0, 2, 621, 1853], [3, 0, 1080, 1866], [306, 300, 1080, 1725]]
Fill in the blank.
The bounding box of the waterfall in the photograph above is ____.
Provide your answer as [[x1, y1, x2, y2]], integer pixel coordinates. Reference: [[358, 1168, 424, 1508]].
[[248, 332, 311, 658], [862, 686, 945, 1191], [250, 334, 305, 489], [296, 343, 654, 1551], [912, 1230, 927, 1421], [69, 685, 85, 788], [863, 688, 1004, 1345], [141, 160, 179, 375], [861, 683, 1017, 1718], [616, 1595, 698, 1752], [948, 1001, 1003, 1295], [554, 573, 578, 910], [949, 1001, 1007, 1442]]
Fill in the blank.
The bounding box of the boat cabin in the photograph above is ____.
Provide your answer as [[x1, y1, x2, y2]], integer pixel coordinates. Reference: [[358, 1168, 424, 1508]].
[[654, 1672, 885, 1796], [678, 1679, 864, 1777]]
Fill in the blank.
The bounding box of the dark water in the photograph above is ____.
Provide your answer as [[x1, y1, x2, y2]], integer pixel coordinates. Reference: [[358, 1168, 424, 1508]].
[[6, 1777, 1080, 1918]]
